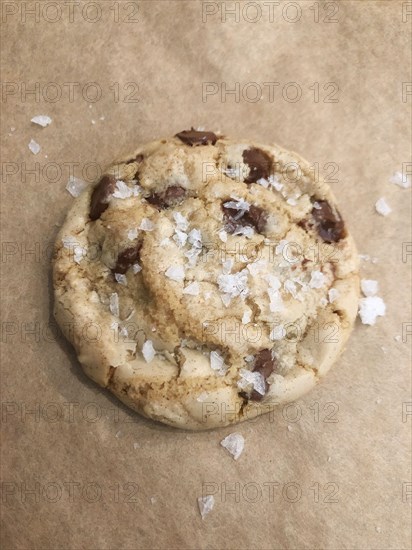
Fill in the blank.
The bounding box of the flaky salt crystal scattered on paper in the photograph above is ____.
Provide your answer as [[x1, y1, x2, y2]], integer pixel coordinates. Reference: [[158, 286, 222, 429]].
[[31, 115, 52, 127], [66, 176, 88, 197], [220, 433, 245, 460], [197, 495, 214, 520], [28, 139, 40, 155]]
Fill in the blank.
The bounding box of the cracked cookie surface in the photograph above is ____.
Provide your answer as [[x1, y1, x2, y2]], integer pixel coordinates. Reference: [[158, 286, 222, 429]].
[[53, 131, 359, 429]]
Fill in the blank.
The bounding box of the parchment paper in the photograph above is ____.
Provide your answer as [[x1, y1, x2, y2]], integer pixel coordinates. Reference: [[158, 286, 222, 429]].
[[1, 1, 411, 548]]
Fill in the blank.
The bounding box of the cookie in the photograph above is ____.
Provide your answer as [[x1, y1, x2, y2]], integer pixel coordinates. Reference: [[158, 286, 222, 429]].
[[53, 130, 359, 430]]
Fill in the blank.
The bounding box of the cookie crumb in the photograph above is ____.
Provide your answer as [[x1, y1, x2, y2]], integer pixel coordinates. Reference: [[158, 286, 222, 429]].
[[375, 197, 391, 216], [31, 115, 52, 127], [220, 433, 245, 460], [198, 495, 214, 520]]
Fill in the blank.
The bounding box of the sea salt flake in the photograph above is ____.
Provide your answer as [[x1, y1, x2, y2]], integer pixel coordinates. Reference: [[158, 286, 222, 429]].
[[183, 281, 200, 295], [218, 229, 228, 242], [197, 392, 209, 402], [309, 270, 326, 289], [284, 279, 298, 298], [266, 274, 281, 291], [237, 368, 265, 396], [160, 237, 171, 247], [268, 289, 284, 312], [313, 201, 322, 210], [210, 350, 227, 375], [185, 246, 202, 267], [31, 115, 52, 127], [286, 197, 297, 206], [217, 270, 249, 299], [361, 279, 378, 297], [247, 259, 268, 276], [242, 309, 252, 324], [268, 174, 283, 191], [165, 265, 185, 282], [28, 139, 40, 155], [270, 325, 285, 341], [127, 228, 138, 240], [389, 171, 411, 188], [188, 228, 202, 248], [173, 229, 188, 247], [358, 296, 386, 325], [275, 239, 289, 255], [319, 297, 328, 307], [198, 495, 214, 520], [132, 263, 142, 274], [114, 273, 127, 286], [173, 212, 189, 231], [222, 258, 233, 274], [223, 198, 250, 212], [257, 177, 269, 188], [220, 433, 245, 460], [221, 294, 232, 307], [328, 288, 339, 303], [204, 291, 212, 301], [66, 175, 88, 197], [233, 225, 254, 238], [139, 218, 154, 231], [113, 180, 133, 199], [109, 293, 119, 317], [133, 442, 141, 450], [142, 340, 155, 363], [375, 197, 391, 216], [394, 335, 401, 342]]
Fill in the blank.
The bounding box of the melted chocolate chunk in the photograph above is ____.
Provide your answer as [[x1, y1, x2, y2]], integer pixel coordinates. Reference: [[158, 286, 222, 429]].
[[90, 175, 116, 221], [250, 349, 277, 401], [113, 243, 142, 274], [125, 154, 144, 165], [312, 200, 346, 243], [146, 185, 187, 209], [222, 202, 268, 234], [242, 148, 272, 184], [175, 128, 218, 146]]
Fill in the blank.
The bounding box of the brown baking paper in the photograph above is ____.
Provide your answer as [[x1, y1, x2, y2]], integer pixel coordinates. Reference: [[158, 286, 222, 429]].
[[1, 1, 411, 548]]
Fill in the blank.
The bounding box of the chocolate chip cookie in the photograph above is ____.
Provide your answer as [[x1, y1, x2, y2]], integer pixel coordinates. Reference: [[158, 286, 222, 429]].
[[53, 130, 359, 429]]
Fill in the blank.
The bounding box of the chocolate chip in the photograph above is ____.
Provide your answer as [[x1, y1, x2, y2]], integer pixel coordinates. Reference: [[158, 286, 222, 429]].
[[250, 349, 277, 401], [146, 185, 187, 209], [175, 128, 218, 146], [113, 243, 142, 274], [90, 175, 116, 221], [242, 148, 272, 184], [222, 202, 268, 234], [312, 200, 346, 243]]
